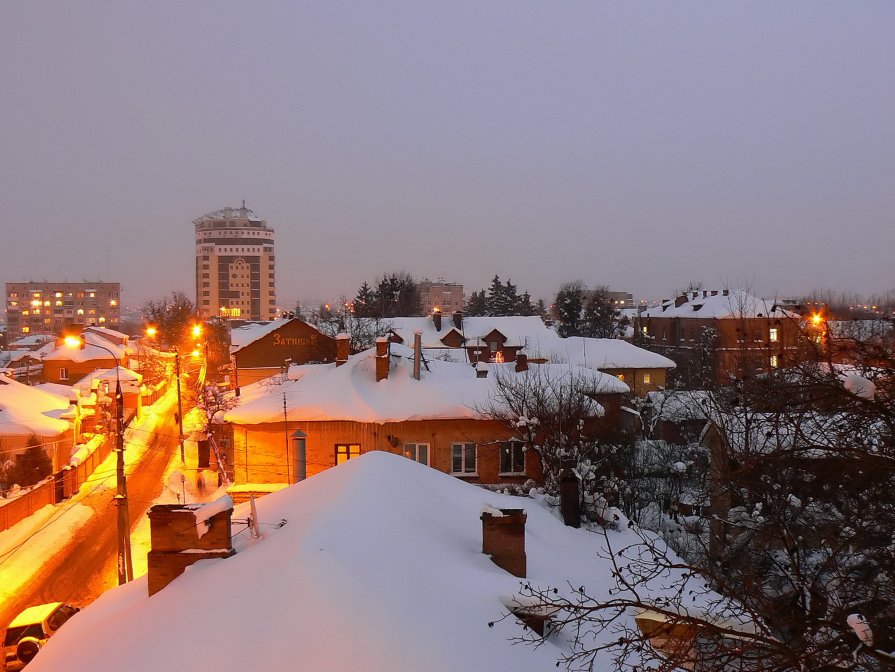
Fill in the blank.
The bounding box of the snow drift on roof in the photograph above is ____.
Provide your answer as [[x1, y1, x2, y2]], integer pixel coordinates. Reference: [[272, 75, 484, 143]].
[[225, 344, 627, 425], [27, 452, 716, 672], [0, 375, 72, 436], [642, 290, 797, 320]]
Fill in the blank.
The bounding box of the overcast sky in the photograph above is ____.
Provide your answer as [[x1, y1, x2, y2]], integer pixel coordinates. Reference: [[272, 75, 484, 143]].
[[2, 2, 893, 310]]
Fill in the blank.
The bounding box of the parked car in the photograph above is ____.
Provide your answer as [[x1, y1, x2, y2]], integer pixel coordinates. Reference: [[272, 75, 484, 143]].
[[2, 602, 79, 670]]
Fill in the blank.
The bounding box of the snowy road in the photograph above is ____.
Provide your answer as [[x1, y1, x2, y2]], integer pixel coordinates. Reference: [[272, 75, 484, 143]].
[[0, 408, 181, 627]]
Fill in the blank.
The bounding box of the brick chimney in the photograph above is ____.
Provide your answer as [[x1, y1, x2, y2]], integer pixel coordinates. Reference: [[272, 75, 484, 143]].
[[452, 311, 463, 330], [674, 295, 688, 308], [375, 337, 390, 382], [336, 333, 350, 367], [147, 496, 235, 596], [515, 353, 528, 372], [476, 361, 489, 378], [432, 309, 442, 332], [481, 507, 526, 577]]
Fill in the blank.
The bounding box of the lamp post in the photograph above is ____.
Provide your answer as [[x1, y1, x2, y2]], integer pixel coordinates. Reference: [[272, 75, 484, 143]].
[[64, 335, 133, 584], [174, 349, 185, 464]]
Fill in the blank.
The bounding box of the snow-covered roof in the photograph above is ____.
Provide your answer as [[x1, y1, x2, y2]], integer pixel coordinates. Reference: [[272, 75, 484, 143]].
[[646, 390, 713, 423], [192, 204, 265, 225], [43, 330, 127, 363], [387, 316, 675, 372], [27, 452, 714, 672], [8, 334, 55, 349], [642, 290, 797, 320], [548, 336, 677, 370], [73, 366, 143, 393], [225, 343, 627, 425], [389, 316, 552, 348], [0, 375, 72, 437]]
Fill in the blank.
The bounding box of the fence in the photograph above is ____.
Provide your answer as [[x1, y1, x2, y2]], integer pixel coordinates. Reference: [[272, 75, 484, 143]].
[[0, 433, 113, 534]]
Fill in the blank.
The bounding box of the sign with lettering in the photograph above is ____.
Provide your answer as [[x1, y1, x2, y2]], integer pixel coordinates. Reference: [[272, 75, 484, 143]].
[[272, 333, 317, 347]]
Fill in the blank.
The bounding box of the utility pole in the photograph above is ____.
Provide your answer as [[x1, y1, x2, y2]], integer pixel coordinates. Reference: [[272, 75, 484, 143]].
[[175, 351, 185, 463], [283, 394, 291, 484], [114, 377, 134, 584]]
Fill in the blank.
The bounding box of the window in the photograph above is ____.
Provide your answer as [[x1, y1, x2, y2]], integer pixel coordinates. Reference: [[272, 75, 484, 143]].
[[769, 328, 779, 343], [59, 367, 69, 381], [335, 443, 360, 464], [769, 354, 779, 369], [643, 373, 652, 384], [499, 441, 525, 474], [403, 443, 429, 465], [451, 443, 476, 474]]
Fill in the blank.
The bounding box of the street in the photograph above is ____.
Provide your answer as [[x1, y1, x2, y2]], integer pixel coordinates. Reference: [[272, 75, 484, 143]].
[[0, 407, 182, 627]]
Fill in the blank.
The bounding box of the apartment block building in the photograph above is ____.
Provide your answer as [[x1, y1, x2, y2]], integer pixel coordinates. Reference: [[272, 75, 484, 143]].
[[194, 203, 277, 321], [418, 279, 464, 315], [5, 282, 121, 340]]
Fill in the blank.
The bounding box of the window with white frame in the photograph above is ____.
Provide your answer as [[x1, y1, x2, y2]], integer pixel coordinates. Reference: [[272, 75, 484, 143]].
[[451, 443, 476, 474], [499, 440, 525, 474], [769, 327, 779, 343], [403, 443, 429, 466], [58, 367, 68, 381]]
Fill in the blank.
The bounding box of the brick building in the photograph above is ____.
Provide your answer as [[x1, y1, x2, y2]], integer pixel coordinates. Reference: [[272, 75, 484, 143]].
[[640, 289, 801, 387], [220, 339, 628, 493], [5, 281, 121, 341], [194, 203, 277, 322], [417, 279, 464, 315]]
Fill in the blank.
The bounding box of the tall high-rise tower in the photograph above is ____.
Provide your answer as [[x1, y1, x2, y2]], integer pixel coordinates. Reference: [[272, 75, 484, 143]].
[[194, 202, 277, 321]]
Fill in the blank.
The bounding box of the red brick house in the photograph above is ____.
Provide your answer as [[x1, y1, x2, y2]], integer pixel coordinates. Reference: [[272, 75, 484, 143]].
[[229, 317, 337, 387], [220, 339, 629, 496], [640, 290, 801, 386]]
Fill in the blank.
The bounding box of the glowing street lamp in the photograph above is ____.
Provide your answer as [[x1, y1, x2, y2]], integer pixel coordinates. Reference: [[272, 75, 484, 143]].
[[65, 334, 133, 584], [145, 325, 158, 339]]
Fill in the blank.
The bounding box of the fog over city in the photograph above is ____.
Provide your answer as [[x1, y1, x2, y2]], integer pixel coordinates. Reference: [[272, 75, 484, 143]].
[[1, 2, 893, 307]]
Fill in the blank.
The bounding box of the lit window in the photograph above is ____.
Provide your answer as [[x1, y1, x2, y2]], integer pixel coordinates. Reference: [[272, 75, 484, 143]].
[[642, 326, 648, 335], [77, 309, 84, 315], [618, 374, 625, 382], [403, 443, 429, 466], [769, 328, 779, 343], [770, 354, 779, 369], [643, 373, 652, 384], [55, 292, 62, 298], [22, 327, 30, 333], [55, 300, 62, 306], [335, 444, 360, 464], [451, 443, 476, 474], [499, 441, 525, 474], [110, 299, 117, 306]]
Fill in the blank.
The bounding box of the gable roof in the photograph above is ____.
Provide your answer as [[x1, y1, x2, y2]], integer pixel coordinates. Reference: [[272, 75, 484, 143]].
[[230, 318, 326, 352], [26, 452, 715, 672]]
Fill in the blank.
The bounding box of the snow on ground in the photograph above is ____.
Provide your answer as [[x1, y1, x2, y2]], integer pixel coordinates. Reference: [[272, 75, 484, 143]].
[[28, 452, 713, 672]]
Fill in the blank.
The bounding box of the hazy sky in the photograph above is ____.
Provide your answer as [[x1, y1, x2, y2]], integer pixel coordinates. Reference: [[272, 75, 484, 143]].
[[2, 2, 893, 310]]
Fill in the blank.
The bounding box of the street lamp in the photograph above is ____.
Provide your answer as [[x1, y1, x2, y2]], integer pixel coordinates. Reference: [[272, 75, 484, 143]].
[[64, 334, 133, 584]]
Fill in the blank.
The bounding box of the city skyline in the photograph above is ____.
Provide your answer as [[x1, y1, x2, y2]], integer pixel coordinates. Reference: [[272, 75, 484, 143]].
[[1, 2, 893, 309]]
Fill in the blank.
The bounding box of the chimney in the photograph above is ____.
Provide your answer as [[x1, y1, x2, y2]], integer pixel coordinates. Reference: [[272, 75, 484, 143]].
[[515, 353, 528, 372], [723, 289, 730, 296], [336, 333, 350, 367], [432, 309, 442, 332], [412, 330, 422, 381], [702, 290, 708, 298], [481, 507, 526, 578], [674, 295, 688, 308], [375, 337, 390, 382], [452, 311, 463, 330], [476, 361, 489, 378], [147, 496, 236, 596], [711, 290, 718, 296]]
